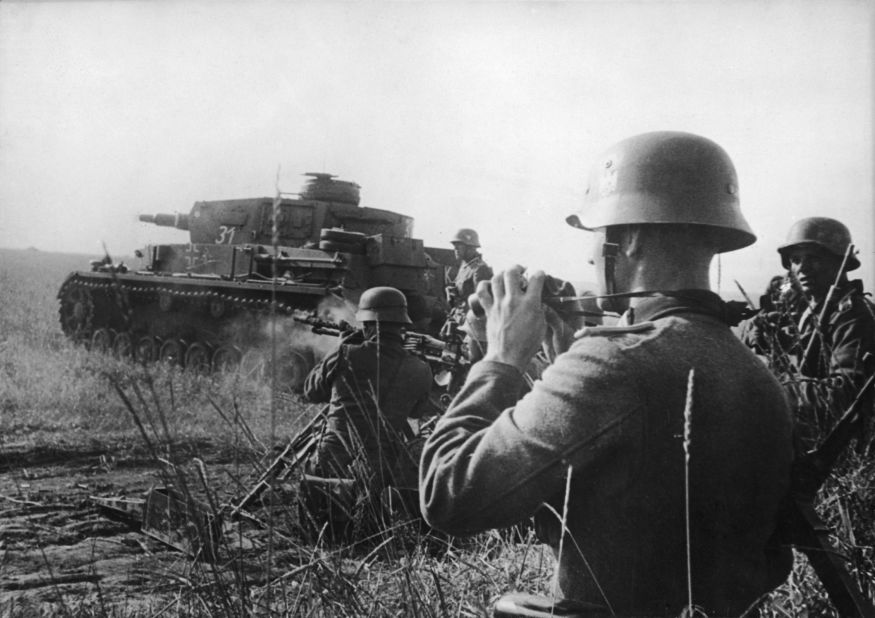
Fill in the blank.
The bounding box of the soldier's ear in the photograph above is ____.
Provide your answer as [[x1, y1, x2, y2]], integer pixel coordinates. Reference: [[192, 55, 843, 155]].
[[620, 227, 644, 259]]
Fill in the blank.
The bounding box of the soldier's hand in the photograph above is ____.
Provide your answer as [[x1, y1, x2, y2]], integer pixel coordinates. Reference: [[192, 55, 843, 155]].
[[479, 266, 547, 373], [340, 328, 365, 345], [463, 306, 487, 342], [757, 311, 782, 328], [742, 310, 776, 351]]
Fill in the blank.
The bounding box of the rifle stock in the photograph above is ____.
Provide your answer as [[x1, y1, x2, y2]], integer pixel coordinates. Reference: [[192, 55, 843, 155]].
[[784, 499, 875, 618], [793, 371, 875, 499], [779, 372, 875, 617]]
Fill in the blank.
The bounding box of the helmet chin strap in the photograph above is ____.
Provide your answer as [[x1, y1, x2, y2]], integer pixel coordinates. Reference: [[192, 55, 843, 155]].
[[602, 241, 619, 296], [599, 229, 623, 314]]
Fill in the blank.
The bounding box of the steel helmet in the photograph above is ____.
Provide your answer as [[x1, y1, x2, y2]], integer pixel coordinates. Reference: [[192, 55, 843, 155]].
[[451, 228, 481, 248], [566, 131, 756, 252], [777, 217, 859, 271], [355, 286, 412, 324]]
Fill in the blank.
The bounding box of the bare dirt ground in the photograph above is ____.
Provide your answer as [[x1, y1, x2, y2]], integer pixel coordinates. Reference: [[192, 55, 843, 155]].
[[0, 440, 291, 615]]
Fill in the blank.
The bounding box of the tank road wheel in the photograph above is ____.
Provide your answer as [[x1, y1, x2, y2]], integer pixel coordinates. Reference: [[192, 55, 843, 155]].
[[159, 339, 186, 366], [212, 345, 242, 373], [113, 332, 133, 359], [278, 350, 314, 393], [59, 284, 94, 340], [184, 342, 212, 374], [239, 350, 267, 380], [134, 336, 160, 364], [90, 328, 114, 353]]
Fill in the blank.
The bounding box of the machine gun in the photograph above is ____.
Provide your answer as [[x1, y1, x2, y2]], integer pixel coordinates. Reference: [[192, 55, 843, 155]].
[[294, 314, 357, 338], [404, 327, 470, 406], [294, 313, 470, 405], [403, 330, 467, 372]]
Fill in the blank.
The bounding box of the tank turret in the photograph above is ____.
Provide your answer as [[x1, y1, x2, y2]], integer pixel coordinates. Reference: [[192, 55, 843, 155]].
[[138, 173, 412, 246]]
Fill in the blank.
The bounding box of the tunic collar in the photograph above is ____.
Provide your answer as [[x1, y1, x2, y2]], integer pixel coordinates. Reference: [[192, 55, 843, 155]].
[[623, 290, 752, 327], [364, 330, 406, 346]]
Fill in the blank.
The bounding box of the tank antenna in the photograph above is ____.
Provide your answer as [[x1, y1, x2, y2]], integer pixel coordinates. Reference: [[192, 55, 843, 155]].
[[265, 163, 282, 611]]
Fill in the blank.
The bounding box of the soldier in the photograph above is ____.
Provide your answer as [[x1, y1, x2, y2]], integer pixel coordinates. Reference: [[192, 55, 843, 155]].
[[448, 228, 493, 308], [419, 132, 794, 616], [445, 228, 493, 362], [743, 217, 875, 450], [302, 286, 436, 525], [761, 273, 795, 313]]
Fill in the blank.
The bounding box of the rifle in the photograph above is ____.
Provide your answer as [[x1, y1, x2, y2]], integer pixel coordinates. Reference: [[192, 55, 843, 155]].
[[800, 243, 855, 372]]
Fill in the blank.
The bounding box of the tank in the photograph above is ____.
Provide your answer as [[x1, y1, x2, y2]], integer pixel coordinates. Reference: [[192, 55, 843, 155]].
[[57, 173, 457, 389]]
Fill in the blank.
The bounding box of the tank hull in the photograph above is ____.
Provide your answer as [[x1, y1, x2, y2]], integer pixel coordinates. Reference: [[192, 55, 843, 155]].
[[59, 242, 454, 390]]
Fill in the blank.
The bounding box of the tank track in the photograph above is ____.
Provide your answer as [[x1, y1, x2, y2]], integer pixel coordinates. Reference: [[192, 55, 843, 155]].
[[58, 273, 326, 320], [58, 272, 334, 388]]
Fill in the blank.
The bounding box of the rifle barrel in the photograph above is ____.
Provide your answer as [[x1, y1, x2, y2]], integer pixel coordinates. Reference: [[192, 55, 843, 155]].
[[800, 243, 855, 367]]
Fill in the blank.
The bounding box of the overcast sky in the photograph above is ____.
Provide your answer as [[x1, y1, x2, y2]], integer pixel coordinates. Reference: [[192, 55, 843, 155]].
[[1, 0, 872, 297]]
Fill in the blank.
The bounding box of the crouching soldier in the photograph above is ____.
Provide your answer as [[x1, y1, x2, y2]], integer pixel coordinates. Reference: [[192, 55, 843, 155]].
[[300, 286, 436, 540]]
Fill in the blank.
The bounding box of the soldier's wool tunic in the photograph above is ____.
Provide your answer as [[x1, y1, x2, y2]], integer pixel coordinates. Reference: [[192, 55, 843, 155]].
[[451, 255, 493, 307], [304, 332, 433, 483], [420, 292, 794, 617]]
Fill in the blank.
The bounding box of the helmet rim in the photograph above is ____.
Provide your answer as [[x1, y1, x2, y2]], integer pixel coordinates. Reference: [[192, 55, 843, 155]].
[[566, 131, 755, 253], [355, 286, 413, 324], [777, 217, 858, 271], [451, 228, 481, 248]]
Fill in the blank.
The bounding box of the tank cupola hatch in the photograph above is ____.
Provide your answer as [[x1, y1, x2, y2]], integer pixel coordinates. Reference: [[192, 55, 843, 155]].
[[300, 173, 361, 206]]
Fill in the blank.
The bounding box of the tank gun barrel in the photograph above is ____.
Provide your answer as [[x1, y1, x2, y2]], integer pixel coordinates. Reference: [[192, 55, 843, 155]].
[[138, 213, 190, 230]]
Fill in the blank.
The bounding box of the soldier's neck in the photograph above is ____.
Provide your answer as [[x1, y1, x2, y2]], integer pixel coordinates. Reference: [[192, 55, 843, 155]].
[[610, 236, 715, 308], [624, 265, 712, 308]]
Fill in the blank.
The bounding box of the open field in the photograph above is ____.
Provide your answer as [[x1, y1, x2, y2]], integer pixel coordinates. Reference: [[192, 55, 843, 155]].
[[1, 247, 873, 617]]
